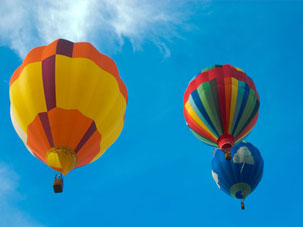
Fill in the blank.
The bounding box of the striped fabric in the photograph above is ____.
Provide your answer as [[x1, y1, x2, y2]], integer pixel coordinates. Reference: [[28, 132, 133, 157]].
[[9, 39, 128, 174], [183, 65, 259, 148]]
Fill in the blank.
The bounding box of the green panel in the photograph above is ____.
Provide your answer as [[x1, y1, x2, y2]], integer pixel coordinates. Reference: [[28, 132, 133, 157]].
[[201, 65, 222, 73], [233, 89, 258, 138], [230, 183, 251, 199], [190, 129, 217, 146], [210, 79, 223, 134], [197, 81, 223, 136], [231, 81, 245, 134]]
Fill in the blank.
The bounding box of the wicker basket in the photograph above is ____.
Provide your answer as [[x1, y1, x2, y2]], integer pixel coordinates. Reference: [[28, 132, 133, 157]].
[[53, 175, 63, 193]]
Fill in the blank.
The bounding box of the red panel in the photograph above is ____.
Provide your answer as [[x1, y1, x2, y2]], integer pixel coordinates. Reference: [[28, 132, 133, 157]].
[[183, 65, 258, 103], [213, 67, 227, 133], [224, 76, 232, 133]]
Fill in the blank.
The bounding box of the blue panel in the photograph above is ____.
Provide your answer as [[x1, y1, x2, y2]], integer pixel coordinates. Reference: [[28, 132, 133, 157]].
[[211, 141, 264, 200], [232, 83, 250, 135], [190, 90, 219, 137]]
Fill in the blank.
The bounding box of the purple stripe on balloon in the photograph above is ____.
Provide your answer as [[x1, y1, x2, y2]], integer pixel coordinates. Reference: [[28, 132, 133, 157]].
[[75, 122, 97, 153], [39, 112, 54, 147], [42, 55, 56, 111], [56, 39, 74, 57]]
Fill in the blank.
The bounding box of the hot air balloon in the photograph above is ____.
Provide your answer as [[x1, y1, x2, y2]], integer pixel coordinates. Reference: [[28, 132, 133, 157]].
[[211, 141, 263, 209], [9, 39, 128, 192], [183, 65, 259, 159]]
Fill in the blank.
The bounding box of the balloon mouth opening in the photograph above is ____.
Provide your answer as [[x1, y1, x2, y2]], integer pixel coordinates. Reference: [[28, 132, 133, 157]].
[[217, 134, 234, 152], [222, 143, 232, 150], [46, 146, 78, 176], [235, 190, 244, 199]]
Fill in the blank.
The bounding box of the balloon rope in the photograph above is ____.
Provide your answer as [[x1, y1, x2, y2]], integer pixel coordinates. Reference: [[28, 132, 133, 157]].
[[241, 200, 245, 210], [212, 147, 219, 156], [240, 161, 246, 174]]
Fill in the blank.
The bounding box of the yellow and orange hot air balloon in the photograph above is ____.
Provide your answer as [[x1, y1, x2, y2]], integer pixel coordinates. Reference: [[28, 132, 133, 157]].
[[9, 39, 127, 190]]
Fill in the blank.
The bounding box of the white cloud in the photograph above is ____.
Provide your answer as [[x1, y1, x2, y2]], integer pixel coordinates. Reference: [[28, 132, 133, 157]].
[[211, 170, 220, 189], [0, 164, 45, 227], [233, 146, 254, 165], [0, 0, 205, 58]]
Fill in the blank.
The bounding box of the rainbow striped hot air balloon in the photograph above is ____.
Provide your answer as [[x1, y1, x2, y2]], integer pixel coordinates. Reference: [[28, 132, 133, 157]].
[[183, 65, 259, 159], [9, 39, 127, 191]]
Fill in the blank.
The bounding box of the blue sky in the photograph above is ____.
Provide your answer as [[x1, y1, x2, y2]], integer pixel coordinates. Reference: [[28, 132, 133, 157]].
[[0, 1, 302, 226]]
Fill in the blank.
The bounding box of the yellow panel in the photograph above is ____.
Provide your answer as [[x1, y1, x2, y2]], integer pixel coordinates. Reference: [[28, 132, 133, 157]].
[[55, 55, 127, 157], [92, 117, 125, 162], [96, 104, 125, 142], [236, 129, 252, 143], [235, 67, 244, 72], [228, 78, 238, 133], [47, 152, 62, 169], [185, 101, 217, 141], [9, 62, 47, 133]]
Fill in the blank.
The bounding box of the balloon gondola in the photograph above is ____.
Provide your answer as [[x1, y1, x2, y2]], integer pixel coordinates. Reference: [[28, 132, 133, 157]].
[[53, 173, 63, 193]]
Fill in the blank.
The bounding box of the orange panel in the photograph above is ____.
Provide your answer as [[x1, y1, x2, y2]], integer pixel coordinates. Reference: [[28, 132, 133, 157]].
[[10, 40, 60, 87], [76, 131, 101, 168], [29, 147, 46, 164], [42, 40, 58, 60], [10, 46, 44, 86], [47, 108, 93, 150], [27, 114, 51, 162], [10, 40, 128, 103], [73, 42, 128, 101]]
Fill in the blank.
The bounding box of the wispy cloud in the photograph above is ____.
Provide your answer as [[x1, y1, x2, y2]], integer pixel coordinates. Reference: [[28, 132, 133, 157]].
[[0, 0, 204, 58], [0, 164, 18, 199], [0, 164, 45, 227]]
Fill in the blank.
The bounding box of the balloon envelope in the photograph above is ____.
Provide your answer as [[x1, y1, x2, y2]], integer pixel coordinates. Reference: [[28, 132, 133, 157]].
[[9, 39, 128, 175], [183, 65, 259, 151], [211, 141, 263, 200]]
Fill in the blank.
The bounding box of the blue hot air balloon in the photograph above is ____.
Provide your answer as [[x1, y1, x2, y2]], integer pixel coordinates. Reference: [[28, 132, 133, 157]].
[[211, 141, 263, 209]]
